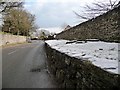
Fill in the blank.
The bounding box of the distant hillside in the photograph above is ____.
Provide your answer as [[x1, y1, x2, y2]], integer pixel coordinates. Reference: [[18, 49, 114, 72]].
[[56, 5, 120, 42]]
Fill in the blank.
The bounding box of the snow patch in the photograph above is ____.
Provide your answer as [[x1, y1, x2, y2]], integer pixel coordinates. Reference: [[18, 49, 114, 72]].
[[45, 40, 119, 74]]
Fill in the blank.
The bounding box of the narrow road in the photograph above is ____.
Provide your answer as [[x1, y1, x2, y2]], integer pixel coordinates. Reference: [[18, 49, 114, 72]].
[[2, 40, 57, 88]]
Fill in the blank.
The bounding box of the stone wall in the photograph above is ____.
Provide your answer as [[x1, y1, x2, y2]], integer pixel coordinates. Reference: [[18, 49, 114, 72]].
[[0, 33, 26, 46], [56, 6, 120, 42], [45, 43, 119, 89]]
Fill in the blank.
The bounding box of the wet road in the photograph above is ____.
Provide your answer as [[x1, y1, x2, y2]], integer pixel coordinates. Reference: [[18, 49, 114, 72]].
[[2, 40, 57, 88]]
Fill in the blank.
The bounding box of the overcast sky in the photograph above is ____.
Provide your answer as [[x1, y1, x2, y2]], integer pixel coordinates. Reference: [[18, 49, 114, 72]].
[[24, 0, 100, 29], [24, 0, 119, 33]]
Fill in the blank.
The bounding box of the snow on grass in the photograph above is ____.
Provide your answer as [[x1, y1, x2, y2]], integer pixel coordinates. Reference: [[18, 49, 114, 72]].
[[45, 40, 119, 74]]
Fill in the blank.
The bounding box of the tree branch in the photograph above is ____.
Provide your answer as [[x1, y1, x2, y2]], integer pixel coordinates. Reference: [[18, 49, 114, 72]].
[[74, 0, 119, 20]]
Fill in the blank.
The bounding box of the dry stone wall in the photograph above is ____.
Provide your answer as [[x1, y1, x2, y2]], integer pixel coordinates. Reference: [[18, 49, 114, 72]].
[[56, 6, 120, 42], [45, 43, 119, 89], [0, 33, 26, 46]]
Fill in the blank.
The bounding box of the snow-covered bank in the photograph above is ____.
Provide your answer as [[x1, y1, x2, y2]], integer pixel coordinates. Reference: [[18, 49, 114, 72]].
[[45, 40, 119, 74]]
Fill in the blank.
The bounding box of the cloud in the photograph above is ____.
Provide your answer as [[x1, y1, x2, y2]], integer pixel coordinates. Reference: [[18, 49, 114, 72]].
[[36, 2, 86, 27], [24, 0, 113, 28], [24, 0, 92, 27], [24, 0, 47, 14], [26, 0, 94, 3]]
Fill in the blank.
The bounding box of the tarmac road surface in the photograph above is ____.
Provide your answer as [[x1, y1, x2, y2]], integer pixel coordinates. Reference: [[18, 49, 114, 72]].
[[2, 40, 57, 88]]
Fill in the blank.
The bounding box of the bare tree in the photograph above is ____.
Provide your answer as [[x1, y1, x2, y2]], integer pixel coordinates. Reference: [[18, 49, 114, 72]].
[[0, 1, 24, 23], [0, 1, 23, 14], [74, 0, 119, 20]]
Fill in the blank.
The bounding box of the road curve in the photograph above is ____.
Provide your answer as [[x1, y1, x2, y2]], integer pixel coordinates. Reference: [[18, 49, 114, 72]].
[[2, 40, 57, 88]]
